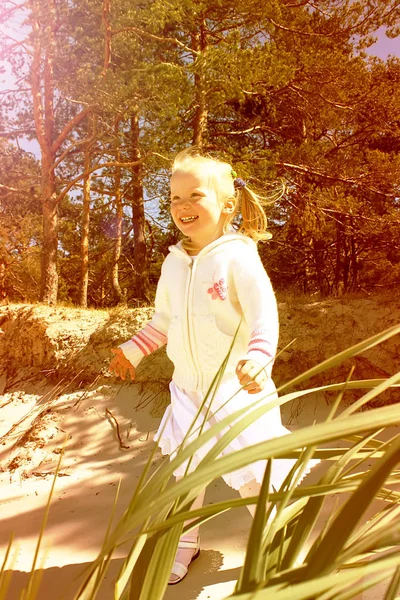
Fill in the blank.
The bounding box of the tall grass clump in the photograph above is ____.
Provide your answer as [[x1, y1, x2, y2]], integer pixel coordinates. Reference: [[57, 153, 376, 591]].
[[2, 325, 400, 600]]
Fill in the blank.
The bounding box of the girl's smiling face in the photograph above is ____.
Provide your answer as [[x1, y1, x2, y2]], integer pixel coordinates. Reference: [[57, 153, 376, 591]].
[[170, 169, 231, 252]]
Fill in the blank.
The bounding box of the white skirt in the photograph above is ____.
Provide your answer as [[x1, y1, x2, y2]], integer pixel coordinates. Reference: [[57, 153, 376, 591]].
[[154, 378, 318, 491]]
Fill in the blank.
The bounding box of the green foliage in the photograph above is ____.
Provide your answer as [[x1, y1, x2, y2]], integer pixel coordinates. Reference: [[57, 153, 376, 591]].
[[1, 0, 400, 303], [0, 143, 42, 302]]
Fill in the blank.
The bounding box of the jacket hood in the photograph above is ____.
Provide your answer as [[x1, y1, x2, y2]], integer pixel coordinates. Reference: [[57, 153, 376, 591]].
[[168, 233, 255, 261]]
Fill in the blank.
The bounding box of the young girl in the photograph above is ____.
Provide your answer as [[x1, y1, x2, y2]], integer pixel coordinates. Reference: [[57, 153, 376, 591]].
[[110, 149, 315, 584]]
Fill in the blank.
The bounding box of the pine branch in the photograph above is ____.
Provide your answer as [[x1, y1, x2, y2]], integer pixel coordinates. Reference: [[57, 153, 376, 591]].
[[51, 106, 92, 153], [278, 162, 398, 197], [0, 88, 31, 96], [54, 160, 143, 205], [50, 137, 97, 173], [0, 183, 38, 200], [112, 26, 198, 55], [267, 4, 380, 39], [288, 84, 356, 111], [0, 129, 36, 138]]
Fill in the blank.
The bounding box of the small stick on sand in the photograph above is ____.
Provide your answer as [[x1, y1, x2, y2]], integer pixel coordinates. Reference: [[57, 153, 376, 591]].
[[105, 408, 130, 449]]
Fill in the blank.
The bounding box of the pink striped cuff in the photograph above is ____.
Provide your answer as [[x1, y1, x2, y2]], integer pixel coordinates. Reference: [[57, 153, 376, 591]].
[[249, 338, 270, 346], [135, 332, 159, 353], [131, 336, 148, 355], [147, 324, 167, 342], [248, 347, 273, 357]]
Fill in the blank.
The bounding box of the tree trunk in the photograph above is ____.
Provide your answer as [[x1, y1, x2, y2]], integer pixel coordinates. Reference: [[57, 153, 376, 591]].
[[130, 113, 150, 302], [349, 215, 359, 291], [313, 239, 330, 296], [0, 260, 7, 303], [31, 0, 58, 304], [111, 119, 124, 303], [79, 142, 92, 307], [102, 0, 112, 74], [41, 192, 58, 303], [192, 23, 208, 148], [335, 213, 345, 295], [40, 144, 58, 304]]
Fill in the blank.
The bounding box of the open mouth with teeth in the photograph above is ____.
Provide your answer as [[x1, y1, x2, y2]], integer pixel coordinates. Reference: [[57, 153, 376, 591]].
[[180, 216, 199, 223]]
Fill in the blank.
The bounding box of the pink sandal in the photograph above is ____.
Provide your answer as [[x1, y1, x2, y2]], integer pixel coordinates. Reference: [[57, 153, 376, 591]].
[[168, 537, 200, 585]]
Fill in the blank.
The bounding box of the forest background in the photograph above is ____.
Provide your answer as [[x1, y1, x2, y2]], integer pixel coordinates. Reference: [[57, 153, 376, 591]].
[[1, 0, 400, 308]]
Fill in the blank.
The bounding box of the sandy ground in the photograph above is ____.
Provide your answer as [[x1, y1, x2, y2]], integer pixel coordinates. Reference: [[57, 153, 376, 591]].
[[1, 377, 398, 600]]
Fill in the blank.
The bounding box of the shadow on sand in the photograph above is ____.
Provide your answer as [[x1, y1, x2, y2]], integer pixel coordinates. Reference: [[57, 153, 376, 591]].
[[2, 549, 232, 600]]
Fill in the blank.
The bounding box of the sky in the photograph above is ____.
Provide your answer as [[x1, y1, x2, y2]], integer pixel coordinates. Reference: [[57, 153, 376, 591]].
[[366, 26, 400, 59]]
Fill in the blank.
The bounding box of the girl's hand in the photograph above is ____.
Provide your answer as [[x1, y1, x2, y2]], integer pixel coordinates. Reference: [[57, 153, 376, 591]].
[[109, 348, 136, 381], [236, 359, 267, 394]]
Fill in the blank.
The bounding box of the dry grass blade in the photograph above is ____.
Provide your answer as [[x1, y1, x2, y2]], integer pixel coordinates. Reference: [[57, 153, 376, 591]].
[[0, 535, 15, 600], [19, 445, 65, 600]]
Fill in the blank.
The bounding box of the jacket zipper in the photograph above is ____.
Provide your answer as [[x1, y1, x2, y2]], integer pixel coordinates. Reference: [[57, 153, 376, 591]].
[[186, 258, 199, 386]]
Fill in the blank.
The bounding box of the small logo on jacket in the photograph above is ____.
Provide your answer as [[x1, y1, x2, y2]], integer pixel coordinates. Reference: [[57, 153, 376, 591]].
[[208, 278, 227, 300]]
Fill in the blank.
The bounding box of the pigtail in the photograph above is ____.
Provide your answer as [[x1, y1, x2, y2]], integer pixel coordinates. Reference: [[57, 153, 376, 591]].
[[233, 180, 286, 242], [236, 187, 270, 241]]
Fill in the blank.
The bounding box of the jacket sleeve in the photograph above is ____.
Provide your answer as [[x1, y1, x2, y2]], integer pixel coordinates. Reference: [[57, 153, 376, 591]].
[[232, 245, 279, 376], [118, 262, 170, 368]]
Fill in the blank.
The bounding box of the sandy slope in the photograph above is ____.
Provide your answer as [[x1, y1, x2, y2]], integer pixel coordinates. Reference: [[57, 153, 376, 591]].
[[0, 299, 399, 599]]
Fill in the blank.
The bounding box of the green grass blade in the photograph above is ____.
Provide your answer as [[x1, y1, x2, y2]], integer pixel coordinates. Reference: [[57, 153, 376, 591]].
[[339, 371, 400, 417], [230, 551, 400, 599], [77, 326, 400, 594], [339, 519, 400, 566], [344, 502, 400, 552], [114, 534, 148, 600], [129, 525, 182, 600], [318, 570, 396, 600], [262, 448, 317, 580], [326, 366, 355, 423], [276, 324, 400, 394], [286, 429, 385, 570], [304, 433, 400, 578], [75, 564, 103, 600], [125, 379, 400, 516], [237, 460, 272, 590], [92, 402, 400, 561], [384, 565, 400, 600]]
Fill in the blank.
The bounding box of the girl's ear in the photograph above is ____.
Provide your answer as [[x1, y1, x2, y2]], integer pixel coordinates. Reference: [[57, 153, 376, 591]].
[[222, 199, 235, 213]]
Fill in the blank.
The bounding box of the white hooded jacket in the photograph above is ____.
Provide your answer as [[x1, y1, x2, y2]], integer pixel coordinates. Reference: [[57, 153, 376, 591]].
[[119, 233, 279, 392]]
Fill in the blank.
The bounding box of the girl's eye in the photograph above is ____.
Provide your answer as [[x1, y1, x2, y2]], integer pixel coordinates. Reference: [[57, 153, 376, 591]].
[[170, 192, 203, 203]]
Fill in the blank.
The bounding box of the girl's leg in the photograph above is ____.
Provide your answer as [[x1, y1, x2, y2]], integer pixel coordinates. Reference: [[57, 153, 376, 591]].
[[238, 480, 261, 518], [169, 481, 205, 584]]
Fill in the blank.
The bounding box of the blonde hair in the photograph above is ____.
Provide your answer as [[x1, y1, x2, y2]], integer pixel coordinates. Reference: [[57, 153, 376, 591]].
[[172, 148, 276, 243]]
